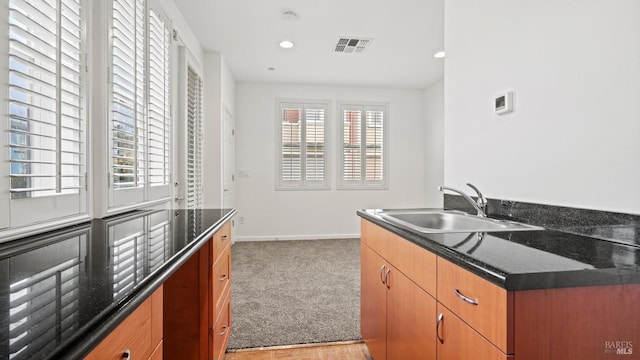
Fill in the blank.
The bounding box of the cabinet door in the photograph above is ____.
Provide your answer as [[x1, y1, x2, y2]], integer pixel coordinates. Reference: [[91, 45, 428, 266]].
[[361, 243, 387, 360], [85, 287, 163, 360], [436, 305, 511, 360], [386, 264, 436, 360]]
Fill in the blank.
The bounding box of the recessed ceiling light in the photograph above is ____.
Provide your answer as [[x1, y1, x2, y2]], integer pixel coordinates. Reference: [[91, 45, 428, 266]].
[[279, 40, 294, 49], [434, 51, 445, 58]]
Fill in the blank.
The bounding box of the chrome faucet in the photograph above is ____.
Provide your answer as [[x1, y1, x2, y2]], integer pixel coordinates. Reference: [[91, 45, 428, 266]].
[[439, 183, 487, 217]]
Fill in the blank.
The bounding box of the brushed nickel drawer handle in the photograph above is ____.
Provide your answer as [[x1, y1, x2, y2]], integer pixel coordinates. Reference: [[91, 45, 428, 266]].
[[121, 349, 131, 359], [385, 268, 391, 289], [380, 265, 386, 285], [436, 313, 444, 344], [219, 274, 228, 282], [455, 288, 479, 305], [220, 325, 229, 336]]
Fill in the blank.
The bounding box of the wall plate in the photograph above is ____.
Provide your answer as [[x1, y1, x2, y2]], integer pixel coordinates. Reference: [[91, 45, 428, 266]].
[[495, 91, 514, 115]]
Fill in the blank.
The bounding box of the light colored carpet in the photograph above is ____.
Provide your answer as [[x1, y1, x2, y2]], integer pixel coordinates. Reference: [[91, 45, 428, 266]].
[[228, 239, 361, 349]]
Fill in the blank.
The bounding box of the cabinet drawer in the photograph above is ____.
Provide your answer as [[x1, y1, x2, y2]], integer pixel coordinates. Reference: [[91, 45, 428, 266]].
[[437, 258, 513, 353], [212, 293, 232, 360], [361, 220, 436, 296], [211, 222, 231, 264], [212, 245, 231, 313], [436, 305, 512, 360], [85, 286, 163, 360]]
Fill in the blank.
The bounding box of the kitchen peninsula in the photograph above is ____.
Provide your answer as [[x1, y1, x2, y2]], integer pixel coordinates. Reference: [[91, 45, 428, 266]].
[[358, 208, 640, 360], [0, 208, 235, 360]]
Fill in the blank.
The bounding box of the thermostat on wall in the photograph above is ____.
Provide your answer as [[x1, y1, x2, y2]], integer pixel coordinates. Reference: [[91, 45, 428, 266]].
[[495, 91, 514, 115]]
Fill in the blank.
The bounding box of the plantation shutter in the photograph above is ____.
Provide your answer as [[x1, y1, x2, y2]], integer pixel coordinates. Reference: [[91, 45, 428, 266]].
[[340, 104, 386, 187], [186, 66, 203, 209], [279, 101, 327, 188], [6, 0, 86, 227], [281, 104, 302, 183], [110, 0, 146, 200], [147, 6, 171, 188], [304, 106, 325, 182], [365, 109, 384, 182], [342, 108, 362, 183], [109, 0, 171, 207]]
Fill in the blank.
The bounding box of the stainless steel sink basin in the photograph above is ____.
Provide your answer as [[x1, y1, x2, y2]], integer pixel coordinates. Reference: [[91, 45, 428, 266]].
[[377, 209, 543, 233]]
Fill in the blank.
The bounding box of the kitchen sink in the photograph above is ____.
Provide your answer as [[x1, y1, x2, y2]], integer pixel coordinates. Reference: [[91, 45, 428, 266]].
[[377, 209, 544, 233]]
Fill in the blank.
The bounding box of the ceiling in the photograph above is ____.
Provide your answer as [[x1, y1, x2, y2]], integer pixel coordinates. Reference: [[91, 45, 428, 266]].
[[173, 0, 444, 89]]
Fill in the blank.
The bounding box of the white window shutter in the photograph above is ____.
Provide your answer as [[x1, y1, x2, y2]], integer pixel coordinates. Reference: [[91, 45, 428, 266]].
[[281, 105, 303, 183], [9, 0, 84, 198], [109, 0, 172, 207], [111, 0, 146, 189], [342, 107, 362, 183], [304, 106, 326, 182], [278, 101, 328, 189], [186, 66, 203, 209], [340, 103, 387, 188], [147, 7, 171, 188], [6, 0, 87, 228]]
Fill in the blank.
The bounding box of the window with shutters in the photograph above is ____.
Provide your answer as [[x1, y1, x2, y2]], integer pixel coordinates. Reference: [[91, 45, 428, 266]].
[[186, 66, 203, 209], [277, 100, 329, 189], [339, 103, 388, 189], [2, 0, 87, 228], [109, 0, 172, 208]]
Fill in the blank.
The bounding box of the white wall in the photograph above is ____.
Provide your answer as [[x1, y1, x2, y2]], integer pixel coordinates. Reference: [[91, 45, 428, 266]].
[[424, 79, 444, 207], [444, 0, 640, 214], [234, 83, 438, 241], [203, 53, 236, 208]]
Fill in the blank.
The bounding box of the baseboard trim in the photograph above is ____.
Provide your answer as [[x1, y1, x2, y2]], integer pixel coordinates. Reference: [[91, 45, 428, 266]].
[[234, 234, 360, 242], [227, 340, 364, 353]]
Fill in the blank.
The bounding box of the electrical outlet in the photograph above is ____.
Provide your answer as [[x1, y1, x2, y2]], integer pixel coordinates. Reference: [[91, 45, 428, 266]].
[[239, 216, 245, 224]]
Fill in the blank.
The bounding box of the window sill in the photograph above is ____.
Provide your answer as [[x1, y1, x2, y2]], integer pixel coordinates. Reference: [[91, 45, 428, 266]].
[[337, 185, 389, 191], [275, 185, 331, 191]]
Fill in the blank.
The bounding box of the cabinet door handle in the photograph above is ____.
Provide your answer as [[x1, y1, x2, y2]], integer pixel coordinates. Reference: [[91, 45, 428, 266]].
[[385, 268, 391, 289], [121, 349, 131, 359], [454, 288, 479, 305], [219, 274, 228, 282], [220, 325, 229, 336], [436, 313, 444, 344], [221, 234, 229, 241], [380, 265, 386, 285]]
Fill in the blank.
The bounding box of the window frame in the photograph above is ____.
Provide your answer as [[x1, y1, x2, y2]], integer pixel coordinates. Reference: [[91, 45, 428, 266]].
[[337, 101, 389, 190], [275, 99, 331, 191]]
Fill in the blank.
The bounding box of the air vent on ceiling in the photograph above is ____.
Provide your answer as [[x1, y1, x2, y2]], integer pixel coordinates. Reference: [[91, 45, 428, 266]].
[[335, 37, 372, 53]]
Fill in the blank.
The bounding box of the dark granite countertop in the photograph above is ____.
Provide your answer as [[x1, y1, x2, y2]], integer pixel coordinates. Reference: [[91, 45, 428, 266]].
[[358, 208, 640, 291], [0, 208, 235, 360]]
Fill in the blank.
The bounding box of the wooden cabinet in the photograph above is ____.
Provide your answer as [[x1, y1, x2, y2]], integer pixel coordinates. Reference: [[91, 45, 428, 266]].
[[361, 243, 388, 360], [361, 221, 437, 360], [361, 219, 640, 360], [85, 286, 163, 360], [164, 220, 233, 359], [437, 257, 513, 354], [436, 305, 509, 360]]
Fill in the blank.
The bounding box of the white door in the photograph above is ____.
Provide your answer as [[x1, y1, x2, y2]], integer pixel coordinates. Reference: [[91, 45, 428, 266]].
[[222, 108, 235, 210]]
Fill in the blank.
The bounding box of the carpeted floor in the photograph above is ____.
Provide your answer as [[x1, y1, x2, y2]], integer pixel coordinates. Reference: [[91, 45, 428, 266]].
[[228, 239, 361, 349]]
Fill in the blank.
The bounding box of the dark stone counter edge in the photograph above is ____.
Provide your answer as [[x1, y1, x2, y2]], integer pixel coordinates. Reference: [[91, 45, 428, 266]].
[[46, 209, 237, 360], [357, 210, 640, 292]]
